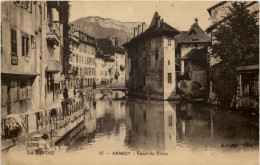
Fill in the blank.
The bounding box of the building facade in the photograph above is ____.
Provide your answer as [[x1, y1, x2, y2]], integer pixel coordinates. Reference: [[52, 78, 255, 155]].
[[113, 49, 126, 85], [175, 19, 211, 97], [1, 1, 42, 118], [44, 2, 64, 106], [124, 12, 180, 100], [96, 38, 126, 86], [67, 24, 96, 88], [1, 1, 66, 117]]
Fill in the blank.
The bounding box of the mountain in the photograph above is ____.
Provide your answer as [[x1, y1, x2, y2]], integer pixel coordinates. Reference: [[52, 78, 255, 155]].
[[72, 16, 146, 46]]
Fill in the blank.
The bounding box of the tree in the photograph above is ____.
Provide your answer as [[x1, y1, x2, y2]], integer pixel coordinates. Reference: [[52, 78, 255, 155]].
[[60, 1, 72, 74], [210, 2, 259, 107]]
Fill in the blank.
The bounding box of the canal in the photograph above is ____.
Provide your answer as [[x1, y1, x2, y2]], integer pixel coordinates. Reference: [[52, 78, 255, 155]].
[[59, 91, 259, 163], [3, 91, 259, 165]]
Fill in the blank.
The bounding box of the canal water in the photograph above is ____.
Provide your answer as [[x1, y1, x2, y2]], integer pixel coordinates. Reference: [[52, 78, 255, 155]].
[[3, 91, 259, 165], [59, 91, 259, 164]]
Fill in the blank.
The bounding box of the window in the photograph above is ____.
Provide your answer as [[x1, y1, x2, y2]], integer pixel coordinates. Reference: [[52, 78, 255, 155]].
[[143, 76, 146, 86], [194, 43, 198, 47], [1, 82, 8, 107], [14, 1, 32, 13], [168, 38, 171, 46], [143, 110, 146, 121], [184, 61, 189, 73], [143, 58, 146, 67], [168, 73, 172, 83], [155, 48, 159, 62], [11, 28, 17, 55], [168, 60, 170, 65], [22, 34, 30, 56], [46, 73, 54, 93], [31, 36, 35, 49], [168, 116, 172, 126]]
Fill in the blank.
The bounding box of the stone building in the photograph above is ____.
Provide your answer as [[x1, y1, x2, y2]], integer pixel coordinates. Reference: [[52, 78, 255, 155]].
[[1, 1, 42, 117], [123, 12, 180, 100], [175, 19, 211, 97], [113, 40, 126, 85], [67, 24, 96, 88], [1, 1, 66, 117], [206, 1, 259, 108], [96, 38, 126, 86], [43, 2, 64, 106], [95, 55, 106, 85]]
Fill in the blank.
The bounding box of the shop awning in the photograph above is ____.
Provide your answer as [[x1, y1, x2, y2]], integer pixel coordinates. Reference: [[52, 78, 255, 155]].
[[46, 60, 61, 73]]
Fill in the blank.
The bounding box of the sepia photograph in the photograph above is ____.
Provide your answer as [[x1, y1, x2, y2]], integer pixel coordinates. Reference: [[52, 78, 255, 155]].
[[1, 1, 259, 165]]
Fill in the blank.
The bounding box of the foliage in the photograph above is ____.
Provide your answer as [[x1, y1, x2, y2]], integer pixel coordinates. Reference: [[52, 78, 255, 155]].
[[210, 2, 259, 107], [60, 1, 72, 74], [191, 81, 201, 96]]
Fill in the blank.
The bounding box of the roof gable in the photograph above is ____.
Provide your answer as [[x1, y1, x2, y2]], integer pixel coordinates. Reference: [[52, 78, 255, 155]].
[[175, 23, 210, 45], [150, 11, 159, 27], [124, 12, 180, 47], [181, 47, 207, 60]]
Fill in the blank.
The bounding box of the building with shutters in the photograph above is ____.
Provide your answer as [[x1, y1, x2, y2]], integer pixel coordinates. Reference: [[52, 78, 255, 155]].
[[67, 24, 96, 88], [123, 12, 180, 100], [96, 38, 125, 86], [1, 1, 66, 117], [175, 18, 211, 98]]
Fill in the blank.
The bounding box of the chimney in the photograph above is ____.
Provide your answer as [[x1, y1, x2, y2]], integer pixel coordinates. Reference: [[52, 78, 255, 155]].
[[134, 28, 136, 37], [195, 18, 198, 24], [137, 25, 141, 36], [157, 16, 161, 27], [142, 22, 145, 33]]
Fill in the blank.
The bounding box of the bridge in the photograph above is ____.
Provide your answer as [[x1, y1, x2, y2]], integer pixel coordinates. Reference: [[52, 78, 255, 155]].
[[83, 85, 129, 95]]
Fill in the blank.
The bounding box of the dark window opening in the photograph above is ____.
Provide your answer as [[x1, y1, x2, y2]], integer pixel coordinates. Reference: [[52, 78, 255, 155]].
[[143, 76, 146, 86], [11, 28, 17, 55], [22, 34, 30, 56], [168, 73, 172, 83], [155, 48, 159, 62]]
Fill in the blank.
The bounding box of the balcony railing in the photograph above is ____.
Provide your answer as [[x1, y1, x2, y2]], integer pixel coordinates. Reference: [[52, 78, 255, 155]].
[[46, 23, 60, 46], [1, 99, 84, 140]]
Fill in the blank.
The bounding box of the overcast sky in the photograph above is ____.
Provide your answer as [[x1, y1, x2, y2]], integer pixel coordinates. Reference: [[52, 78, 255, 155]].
[[70, 1, 220, 31]]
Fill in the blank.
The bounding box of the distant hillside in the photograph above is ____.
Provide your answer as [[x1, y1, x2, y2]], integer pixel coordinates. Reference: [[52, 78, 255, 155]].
[[72, 16, 146, 46]]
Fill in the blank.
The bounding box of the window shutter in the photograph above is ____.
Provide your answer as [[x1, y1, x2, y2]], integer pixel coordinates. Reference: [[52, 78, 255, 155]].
[[1, 84, 8, 106], [19, 83, 23, 101], [28, 80, 32, 99]]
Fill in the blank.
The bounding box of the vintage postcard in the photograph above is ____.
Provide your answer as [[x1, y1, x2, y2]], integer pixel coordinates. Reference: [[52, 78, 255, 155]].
[[1, 1, 259, 165]]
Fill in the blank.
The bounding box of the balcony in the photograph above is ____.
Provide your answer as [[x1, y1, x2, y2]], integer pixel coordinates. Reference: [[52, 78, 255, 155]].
[[46, 23, 60, 46]]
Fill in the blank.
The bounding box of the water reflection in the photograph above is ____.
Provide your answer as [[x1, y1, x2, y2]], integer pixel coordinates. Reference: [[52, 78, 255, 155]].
[[65, 95, 258, 153], [125, 100, 176, 151]]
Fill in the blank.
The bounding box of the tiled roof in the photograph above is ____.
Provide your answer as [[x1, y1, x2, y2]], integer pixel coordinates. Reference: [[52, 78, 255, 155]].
[[175, 23, 210, 46], [123, 12, 180, 47], [181, 48, 207, 60], [146, 21, 180, 34]]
